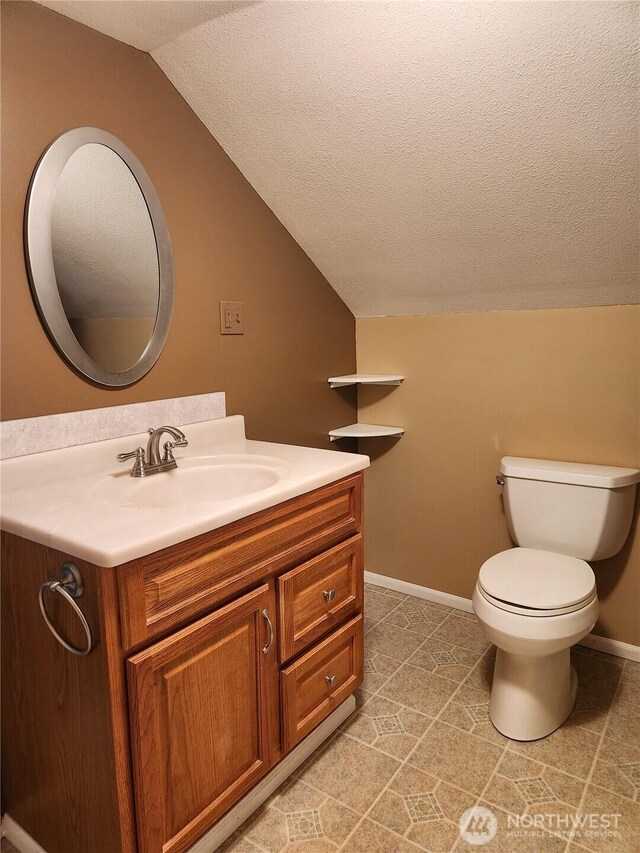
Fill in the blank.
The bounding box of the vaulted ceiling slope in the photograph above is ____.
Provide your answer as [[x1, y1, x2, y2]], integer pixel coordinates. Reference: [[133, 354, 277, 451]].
[[37, 1, 639, 317]]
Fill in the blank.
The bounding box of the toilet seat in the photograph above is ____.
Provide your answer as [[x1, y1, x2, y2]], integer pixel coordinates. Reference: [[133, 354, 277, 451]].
[[478, 548, 596, 616], [476, 584, 597, 617]]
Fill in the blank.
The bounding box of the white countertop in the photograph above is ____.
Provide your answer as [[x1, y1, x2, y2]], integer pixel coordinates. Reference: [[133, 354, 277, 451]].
[[0, 416, 369, 567]]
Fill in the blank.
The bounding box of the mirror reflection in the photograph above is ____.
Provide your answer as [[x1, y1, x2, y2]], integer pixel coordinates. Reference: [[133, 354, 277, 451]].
[[50, 143, 159, 373]]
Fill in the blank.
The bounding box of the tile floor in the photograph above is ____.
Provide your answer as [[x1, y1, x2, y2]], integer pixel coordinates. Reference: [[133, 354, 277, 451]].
[[221, 584, 640, 853], [1, 585, 638, 853]]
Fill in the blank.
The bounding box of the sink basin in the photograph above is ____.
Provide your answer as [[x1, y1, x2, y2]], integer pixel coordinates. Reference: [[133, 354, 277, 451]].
[[91, 454, 291, 509]]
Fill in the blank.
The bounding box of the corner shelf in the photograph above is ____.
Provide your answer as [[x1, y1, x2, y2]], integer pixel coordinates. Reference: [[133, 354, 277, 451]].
[[328, 374, 404, 389], [329, 423, 405, 442], [328, 373, 404, 443]]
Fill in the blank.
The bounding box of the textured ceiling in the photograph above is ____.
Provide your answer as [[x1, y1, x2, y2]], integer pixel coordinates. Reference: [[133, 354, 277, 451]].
[[37, 1, 639, 317], [35, 0, 256, 51]]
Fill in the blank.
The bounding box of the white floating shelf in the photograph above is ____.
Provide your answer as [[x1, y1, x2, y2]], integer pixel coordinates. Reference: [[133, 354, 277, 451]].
[[328, 423, 405, 441], [328, 373, 404, 389]]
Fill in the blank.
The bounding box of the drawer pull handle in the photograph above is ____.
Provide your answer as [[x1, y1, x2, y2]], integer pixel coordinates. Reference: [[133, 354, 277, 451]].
[[325, 674, 336, 687], [323, 589, 336, 602], [262, 609, 274, 655]]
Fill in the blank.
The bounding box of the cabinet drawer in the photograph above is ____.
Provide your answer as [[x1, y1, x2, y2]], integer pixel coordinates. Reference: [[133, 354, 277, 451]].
[[280, 615, 363, 752], [278, 536, 363, 662], [118, 474, 362, 650]]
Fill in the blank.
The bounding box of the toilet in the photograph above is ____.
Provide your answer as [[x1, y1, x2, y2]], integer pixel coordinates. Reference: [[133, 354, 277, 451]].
[[473, 456, 640, 742]]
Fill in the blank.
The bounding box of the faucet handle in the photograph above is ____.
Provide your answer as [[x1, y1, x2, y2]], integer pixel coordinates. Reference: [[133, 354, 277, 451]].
[[117, 447, 147, 477], [162, 437, 188, 463]]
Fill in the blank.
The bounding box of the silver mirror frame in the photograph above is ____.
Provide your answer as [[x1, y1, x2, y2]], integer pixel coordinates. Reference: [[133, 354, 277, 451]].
[[24, 127, 174, 387]]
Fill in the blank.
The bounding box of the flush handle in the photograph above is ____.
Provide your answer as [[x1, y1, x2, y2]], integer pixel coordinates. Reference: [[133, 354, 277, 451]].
[[496, 475, 505, 486]]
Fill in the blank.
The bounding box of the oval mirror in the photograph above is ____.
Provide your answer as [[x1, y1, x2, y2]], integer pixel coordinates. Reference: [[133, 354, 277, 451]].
[[24, 128, 174, 387]]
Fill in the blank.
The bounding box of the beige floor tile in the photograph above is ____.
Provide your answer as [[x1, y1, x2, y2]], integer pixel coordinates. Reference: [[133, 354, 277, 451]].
[[223, 599, 639, 852], [362, 651, 402, 693], [437, 700, 506, 746], [219, 829, 263, 852], [384, 609, 443, 637], [431, 615, 491, 654], [437, 680, 507, 746], [410, 720, 504, 796], [383, 587, 408, 598], [590, 736, 640, 802], [297, 732, 400, 813], [368, 761, 475, 850], [365, 587, 404, 622], [407, 638, 481, 684], [567, 706, 609, 735], [365, 621, 426, 663], [368, 788, 413, 836], [574, 783, 640, 853], [341, 818, 421, 852], [239, 786, 359, 851], [453, 801, 566, 852], [384, 599, 453, 636], [461, 648, 495, 693], [407, 813, 465, 852], [392, 597, 453, 618], [572, 650, 624, 714], [339, 694, 432, 760], [285, 840, 338, 852], [272, 778, 328, 813], [622, 660, 640, 688], [353, 687, 372, 708], [316, 798, 361, 846], [483, 752, 585, 832], [363, 616, 379, 634], [508, 716, 602, 779], [378, 663, 458, 717], [404, 771, 475, 851], [606, 706, 640, 746], [609, 673, 639, 719], [244, 805, 290, 851]]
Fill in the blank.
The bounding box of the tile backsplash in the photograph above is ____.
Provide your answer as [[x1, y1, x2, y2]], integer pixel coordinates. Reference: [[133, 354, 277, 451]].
[[0, 392, 226, 459]]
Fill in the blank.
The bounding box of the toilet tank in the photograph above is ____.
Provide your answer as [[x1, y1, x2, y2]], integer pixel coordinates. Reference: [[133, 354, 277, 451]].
[[500, 457, 640, 561]]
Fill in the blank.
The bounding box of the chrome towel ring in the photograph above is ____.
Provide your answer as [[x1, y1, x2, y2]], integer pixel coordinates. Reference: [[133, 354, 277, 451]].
[[38, 563, 93, 656]]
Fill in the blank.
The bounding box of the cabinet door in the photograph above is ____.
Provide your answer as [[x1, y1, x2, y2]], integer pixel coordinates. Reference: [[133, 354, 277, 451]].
[[127, 583, 278, 853]]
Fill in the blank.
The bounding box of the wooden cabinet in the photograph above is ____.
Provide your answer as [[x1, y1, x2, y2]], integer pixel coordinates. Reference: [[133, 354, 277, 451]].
[[278, 536, 363, 662], [1, 474, 364, 853], [281, 615, 363, 752], [128, 584, 279, 853]]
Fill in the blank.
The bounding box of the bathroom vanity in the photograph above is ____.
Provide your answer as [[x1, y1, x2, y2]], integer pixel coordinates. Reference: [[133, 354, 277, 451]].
[[1, 416, 368, 853]]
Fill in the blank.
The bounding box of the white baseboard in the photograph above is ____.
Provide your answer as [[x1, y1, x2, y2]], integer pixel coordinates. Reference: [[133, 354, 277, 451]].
[[365, 570, 474, 613], [577, 633, 640, 663], [365, 570, 640, 663], [2, 696, 355, 853], [1, 815, 47, 853]]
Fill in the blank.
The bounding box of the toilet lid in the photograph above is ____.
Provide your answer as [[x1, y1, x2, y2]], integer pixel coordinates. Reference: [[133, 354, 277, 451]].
[[479, 548, 596, 611]]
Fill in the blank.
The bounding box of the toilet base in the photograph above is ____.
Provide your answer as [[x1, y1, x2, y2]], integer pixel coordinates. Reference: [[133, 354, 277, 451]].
[[489, 647, 578, 741]]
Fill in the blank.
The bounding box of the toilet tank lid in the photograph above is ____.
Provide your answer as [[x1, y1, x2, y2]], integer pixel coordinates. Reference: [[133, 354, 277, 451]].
[[500, 457, 640, 489]]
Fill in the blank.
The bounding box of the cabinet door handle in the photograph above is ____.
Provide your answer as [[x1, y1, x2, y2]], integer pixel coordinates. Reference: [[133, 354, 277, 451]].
[[261, 609, 274, 655], [325, 674, 336, 687], [323, 589, 336, 602]]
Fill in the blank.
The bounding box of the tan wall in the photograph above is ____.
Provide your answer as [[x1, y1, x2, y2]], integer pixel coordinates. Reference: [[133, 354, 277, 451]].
[[357, 306, 640, 646], [0, 2, 356, 447]]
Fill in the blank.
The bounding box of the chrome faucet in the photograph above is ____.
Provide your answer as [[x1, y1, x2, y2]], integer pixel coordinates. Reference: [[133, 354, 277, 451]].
[[117, 426, 188, 477]]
